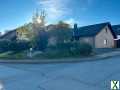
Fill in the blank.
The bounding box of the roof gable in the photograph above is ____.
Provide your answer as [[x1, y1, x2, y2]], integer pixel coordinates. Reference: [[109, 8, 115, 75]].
[[95, 25, 116, 39], [77, 22, 110, 37]]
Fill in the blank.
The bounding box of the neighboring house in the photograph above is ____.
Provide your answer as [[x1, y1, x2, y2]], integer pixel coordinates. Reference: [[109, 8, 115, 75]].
[[112, 25, 120, 35], [0, 21, 118, 49], [46, 24, 57, 31], [112, 25, 120, 47], [72, 22, 117, 48], [47, 28, 72, 46], [0, 30, 16, 41]]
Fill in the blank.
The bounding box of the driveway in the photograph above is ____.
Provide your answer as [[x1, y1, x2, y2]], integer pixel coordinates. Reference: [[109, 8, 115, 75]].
[[0, 56, 120, 90]]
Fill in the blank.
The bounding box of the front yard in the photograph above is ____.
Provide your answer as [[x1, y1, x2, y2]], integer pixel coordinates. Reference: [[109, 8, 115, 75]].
[[0, 50, 93, 60]]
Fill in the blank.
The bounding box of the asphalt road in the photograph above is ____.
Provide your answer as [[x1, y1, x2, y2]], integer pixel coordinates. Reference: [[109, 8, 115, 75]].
[[0, 56, 120, 90]]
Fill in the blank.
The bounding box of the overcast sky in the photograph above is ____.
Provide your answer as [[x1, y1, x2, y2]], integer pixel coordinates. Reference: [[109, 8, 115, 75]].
[[0, 0, 120, 31]]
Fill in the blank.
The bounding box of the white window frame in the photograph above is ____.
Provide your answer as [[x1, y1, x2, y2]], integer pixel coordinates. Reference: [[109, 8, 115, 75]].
[[104, 39, 107, 45]]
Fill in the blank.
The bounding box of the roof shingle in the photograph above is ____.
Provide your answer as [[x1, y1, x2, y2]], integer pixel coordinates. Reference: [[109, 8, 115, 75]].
[[112, 25, 120, 35], [76, 22, 110, 37]]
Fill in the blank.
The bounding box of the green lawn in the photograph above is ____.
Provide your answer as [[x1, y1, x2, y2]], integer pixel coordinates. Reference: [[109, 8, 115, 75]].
[[0, 49, 93, 60]]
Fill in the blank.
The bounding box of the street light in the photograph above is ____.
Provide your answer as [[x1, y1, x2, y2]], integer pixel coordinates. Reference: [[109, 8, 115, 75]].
[[29, 48, 33, 58]]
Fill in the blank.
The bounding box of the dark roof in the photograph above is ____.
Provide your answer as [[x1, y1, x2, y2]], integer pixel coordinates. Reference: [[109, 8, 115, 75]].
[[48, 28, 72, 38], [74, 22, 116, 38], [0, 30, 16, 40], [112, 25, 120, 35], [78, 22, 110, 37]]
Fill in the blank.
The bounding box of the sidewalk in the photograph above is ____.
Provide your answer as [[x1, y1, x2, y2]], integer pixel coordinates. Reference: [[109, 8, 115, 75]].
[[0, 50, 120, 64]]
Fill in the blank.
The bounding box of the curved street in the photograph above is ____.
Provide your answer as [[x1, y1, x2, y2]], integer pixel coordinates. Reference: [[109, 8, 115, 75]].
[[0, 56, 120, 90]]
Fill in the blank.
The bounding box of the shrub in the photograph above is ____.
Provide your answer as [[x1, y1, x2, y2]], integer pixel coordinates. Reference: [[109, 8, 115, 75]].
[[0, 40, 11, 52], [10, 41, 30, 52], [47, 42, 93, 57], [56, 42, 72, 51], [32, 30, 48, 51], [0, 40, 31, 52], [70, 42, 92, 56]]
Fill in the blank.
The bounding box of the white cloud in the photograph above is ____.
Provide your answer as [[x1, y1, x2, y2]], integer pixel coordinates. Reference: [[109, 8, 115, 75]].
[[64, 18, 84, 27], [65, 18, 76, 25], [36, 0, 94, 24], [37, 0, 69, 20], [77, 0, 94, 11]]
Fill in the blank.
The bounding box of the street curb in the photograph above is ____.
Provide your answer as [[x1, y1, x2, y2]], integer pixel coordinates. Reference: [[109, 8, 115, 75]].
[[0, 51, 120, 64]]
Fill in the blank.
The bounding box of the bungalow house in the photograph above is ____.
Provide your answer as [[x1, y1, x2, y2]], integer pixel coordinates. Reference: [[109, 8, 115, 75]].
[[72, 22, 117, 48], [0, 30, 16, 41], [112, 25, 120, 47]]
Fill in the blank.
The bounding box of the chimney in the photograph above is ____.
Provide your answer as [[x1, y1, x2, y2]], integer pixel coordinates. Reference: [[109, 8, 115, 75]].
[[73, 23, 78, 36], [74, 23, 78, 30], [72, 23, 80, 41]]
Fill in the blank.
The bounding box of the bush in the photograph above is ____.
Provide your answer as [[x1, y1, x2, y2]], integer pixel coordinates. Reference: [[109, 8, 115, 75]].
[[56, 42, 72, 51], [0, 40, 31, 53], [10, 41, 30, 52], [32, 30, 48, 51], [47, 42, 93, 57], [71, 42, 92, 56], [0, 40, 11, 52]]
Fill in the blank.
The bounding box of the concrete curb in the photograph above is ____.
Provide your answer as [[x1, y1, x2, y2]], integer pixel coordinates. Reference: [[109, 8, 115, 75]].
[[0, 51, 120, 64]]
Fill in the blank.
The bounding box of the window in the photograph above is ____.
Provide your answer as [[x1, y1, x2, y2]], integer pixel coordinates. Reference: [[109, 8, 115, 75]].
[[104, 39, 107, 45]]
